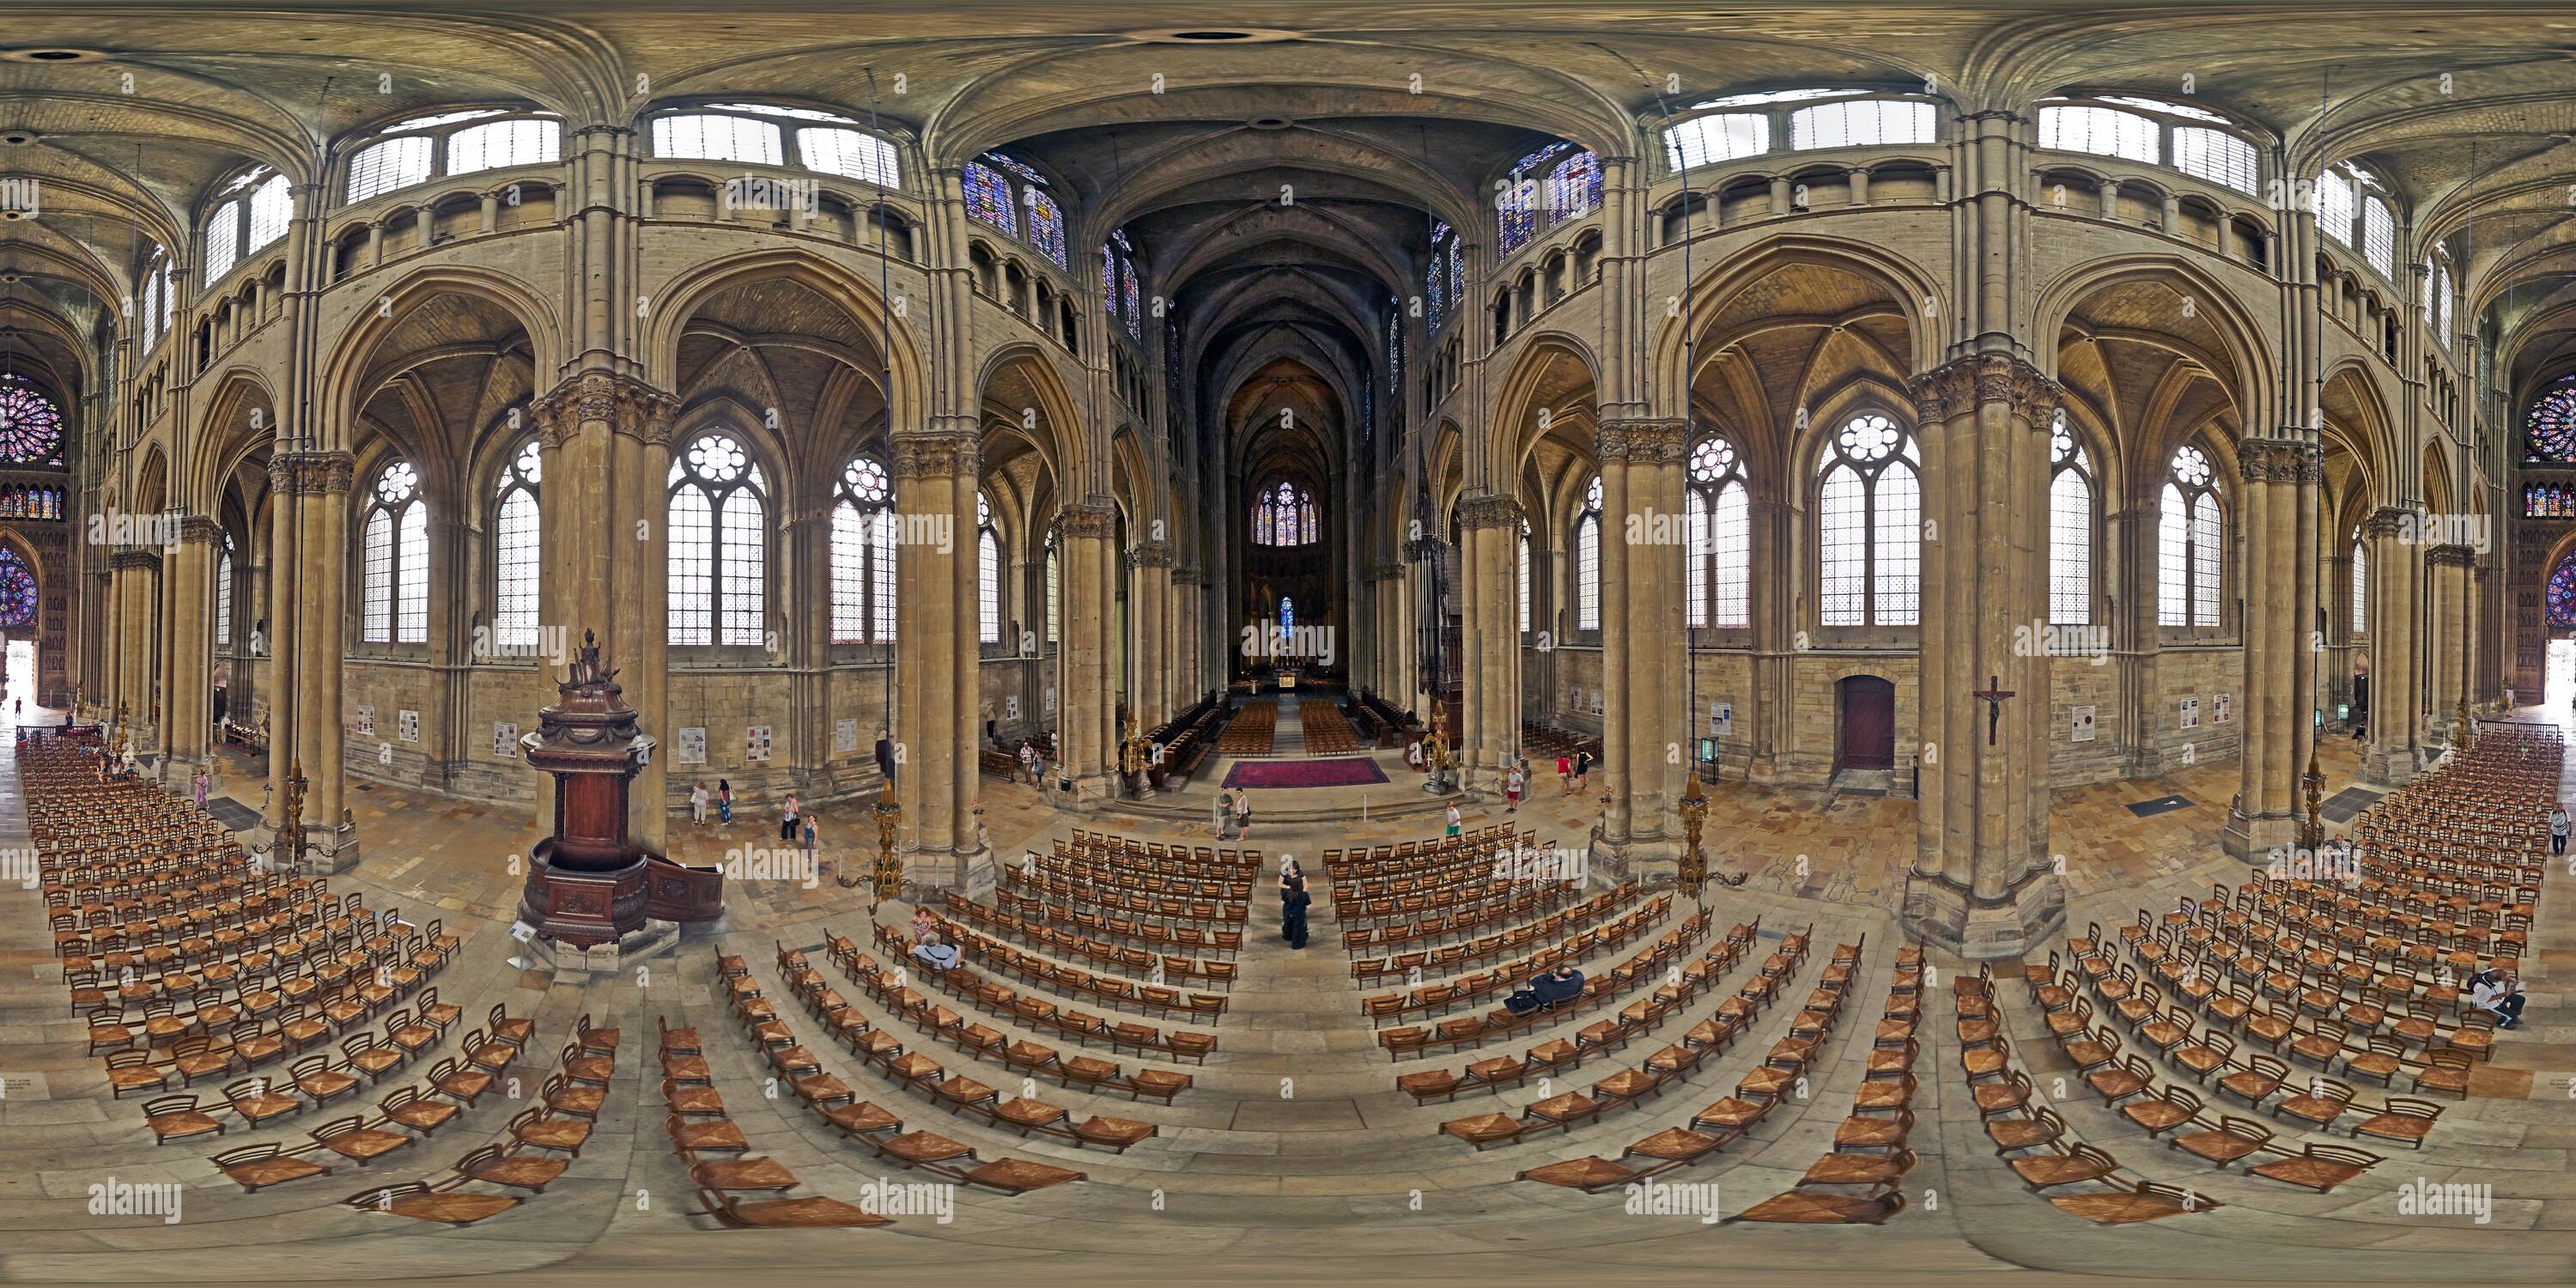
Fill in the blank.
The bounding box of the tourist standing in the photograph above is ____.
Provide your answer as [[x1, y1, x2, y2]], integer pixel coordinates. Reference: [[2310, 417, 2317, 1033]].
[[717, 780, 734, 825], [1213, 786, 1233, 838], [780, 793, 801, 842], [1573, 748, 1593, 793], [2550, 805, 2569, 856], [1557, 752, 1572, 794], [1233, 787, 1253, 837], [690, 781, 709, 827], [1280, 875, 1311, 949], [1504, 764, 1524, 813], [1445, 803, 1462, 839], [192, 769, 210, 811]]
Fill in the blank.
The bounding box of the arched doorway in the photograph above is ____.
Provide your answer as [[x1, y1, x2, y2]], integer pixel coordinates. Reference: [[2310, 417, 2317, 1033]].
[[1835, 675, 1896, 771]]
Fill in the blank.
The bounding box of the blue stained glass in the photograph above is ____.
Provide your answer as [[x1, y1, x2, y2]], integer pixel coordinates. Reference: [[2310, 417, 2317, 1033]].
[[1499, 180, 1538, 254], [1025, 188, 1068, 269], [963, 162, 1016, 235], [1102, 247, 1117, 313], [1427, 241, 1446, 330], [0, 374, 63, 467], [2528, 376, 2576, 462], [1546, 150, 1602, 223], [0, 547, 33, 628], [1449, 240, 1463, 313], [1122, 259, 1140, 338], [2553, 556, 2576, 627], [1280, 596, 1293, 639], [981, 152, 1047, 185], [1512, 141, 1572, 175]]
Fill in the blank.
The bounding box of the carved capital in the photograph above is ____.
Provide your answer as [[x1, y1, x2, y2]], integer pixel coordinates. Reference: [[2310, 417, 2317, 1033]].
[[179, 516, 225, 546], [2360, 506, 2408, 539], [2425, 543, 2476, 568], [1060, 502, 1116, 540], [1456, 492, 1526, 531], [1909, 353, 2057, 427], [107, 550, 162, 571], [2237, 436, 2321, 485], [532, 372, 678, 448], [1370, 562, 1406, 580], [890, 433, 978, 482], [310, 451, 355, 496], [1596, 417, 1687, 465], [1401, 536, 1444, 562], [1128, 540, 1174, 568]]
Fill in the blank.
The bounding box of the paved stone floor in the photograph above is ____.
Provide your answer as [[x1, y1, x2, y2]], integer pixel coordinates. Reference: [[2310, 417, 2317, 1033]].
[[2, 707, 2570, 1285]]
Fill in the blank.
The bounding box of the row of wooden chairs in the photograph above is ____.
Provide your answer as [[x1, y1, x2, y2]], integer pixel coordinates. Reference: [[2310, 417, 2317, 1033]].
[[1353, 884, 1646, 985], [935, 894, 1237, 987], [1375, 908, 1712, 1058], [860, 923, 1220, 1058], [1363, 899, 1684, 1027], [999, 866, 1248, 927]]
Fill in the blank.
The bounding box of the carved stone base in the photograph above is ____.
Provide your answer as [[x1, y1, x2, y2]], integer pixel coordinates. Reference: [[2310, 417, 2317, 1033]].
[[898, 843, 997, 900], [1902, 871, 2067, 961], [2221, 806, 2299, 863], [2360, 746, 2420, 787], [526, 918, 681, 977], [1589, 832, 1684, 889]]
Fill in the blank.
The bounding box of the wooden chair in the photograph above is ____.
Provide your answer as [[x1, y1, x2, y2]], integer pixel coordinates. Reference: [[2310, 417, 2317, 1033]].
[[343, 1180, 520, 1226], [143, 1094, 226, 1145], [2350, 1097, 2444, 1150], [693, 1187, 892, 1230], [2168, 1115, 2275, 1168], [210, 1142, 332, 1192]]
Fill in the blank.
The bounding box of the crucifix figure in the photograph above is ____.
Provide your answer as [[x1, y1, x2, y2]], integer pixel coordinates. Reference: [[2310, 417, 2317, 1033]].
[[1972, 674, 2015, 746]]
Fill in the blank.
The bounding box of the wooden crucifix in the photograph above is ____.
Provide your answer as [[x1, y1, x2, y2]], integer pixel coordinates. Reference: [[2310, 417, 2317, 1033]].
[[1971, 674, 2015, 746]]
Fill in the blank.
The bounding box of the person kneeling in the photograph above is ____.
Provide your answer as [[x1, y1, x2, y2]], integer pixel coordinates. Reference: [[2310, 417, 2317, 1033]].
[[2471, 968, 2526, 1030]]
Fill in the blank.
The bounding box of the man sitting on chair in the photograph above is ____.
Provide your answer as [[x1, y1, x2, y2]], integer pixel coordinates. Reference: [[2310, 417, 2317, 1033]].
[[1505, 963, 1585, 1015], [910, 933, 961, 973]]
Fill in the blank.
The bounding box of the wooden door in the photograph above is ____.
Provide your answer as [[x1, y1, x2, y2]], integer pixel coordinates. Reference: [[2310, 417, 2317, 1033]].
[[1837, 676, 1895, 770]]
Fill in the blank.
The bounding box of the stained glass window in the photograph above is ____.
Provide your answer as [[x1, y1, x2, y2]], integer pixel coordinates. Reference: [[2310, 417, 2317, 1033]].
[[1025, 189, 1068, 270], [1253, 482, 1319, 547], [2050, 410, 2093, 625], [1448, 240, 1463, 319], [1045, 538, 1059, 645], [1499, 174, 1540, 255], [1816, 414, 1919, 626], [0, 375, 64, 466], [1279, 597, 1294, 640], [1545, 150, 1602, 223], [1426, 230, 1447, 331], [668, 433, 767, 646], [981, 153, 1047, 185], [2549, 556, 2576, 628], [2527, 377, 2576, 461], [495, 438, 542, 650], [831, 455, 896, 643], [1102, 247, 1118, 313], [1122, 260, 1141, 339], [2350, 539, 2367, 635], [0, 547, 33, 629], [963, 161, 1017, 235]]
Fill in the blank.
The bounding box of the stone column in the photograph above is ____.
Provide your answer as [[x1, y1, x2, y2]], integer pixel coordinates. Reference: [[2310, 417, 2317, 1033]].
[[1593, 417, 1688, 876], [261, 457, 302, 841], [2223, 437, 2321, 860], [1746, 496, 1793, 785], [2427, 544, 2475, 733], [891, 430, 988, 889], [532, 373, 679, 848], [164, 517, 222, 770], [1900, 354, 2067, 957], [302, 453, 356, 870], [1456, 493, 1523, 789], [1130, 541, 1171, 729], [1055, 501, 1116, 803], [2361, 507, 2420, 782]]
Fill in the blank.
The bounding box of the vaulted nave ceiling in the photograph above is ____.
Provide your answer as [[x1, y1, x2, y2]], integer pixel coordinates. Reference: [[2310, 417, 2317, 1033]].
[[9, 6, 2576, 404]]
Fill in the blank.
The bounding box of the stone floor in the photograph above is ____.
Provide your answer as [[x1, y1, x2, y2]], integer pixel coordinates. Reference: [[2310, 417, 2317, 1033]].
[[2, 706, 2570, 1285]]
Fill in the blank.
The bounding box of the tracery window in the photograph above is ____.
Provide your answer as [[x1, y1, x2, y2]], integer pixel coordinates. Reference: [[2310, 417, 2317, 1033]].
[[494, 438, 542, 651], [1816, 414, 1919, 626], [2049, 410, 2093, 625], [1025, 188, 1068, 270], [1790, 99, 1934, 149], [0, 547, 33, 629], [361, 460, 428, 644], [1253, 481, 1319, 548], [2360, 197, 2396, 278], [667, 433, 768, 647], [2158, 442, 2225, 628], [1517, 518, 1532, 635], [2524, 375, 2576, 462], [963, 161, 1018, 235], [1044, 533, 1059, 647], [977, 492, 1002, 644], [829, 454, 897, 643], [215, 533, 234, 647], [651, 100, 889, 179], [2350, 538, 2367, 636], [1427, 222, 1450, 331], [0, 374, 64, 466], [2549, 555, 2576, 628], [1576, 474, 1603, 631], [1686, 435, 1750, 629]]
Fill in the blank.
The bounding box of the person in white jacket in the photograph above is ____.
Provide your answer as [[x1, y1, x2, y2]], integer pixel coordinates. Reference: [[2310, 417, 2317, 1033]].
[[2470, 969, 2524, 1030]]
